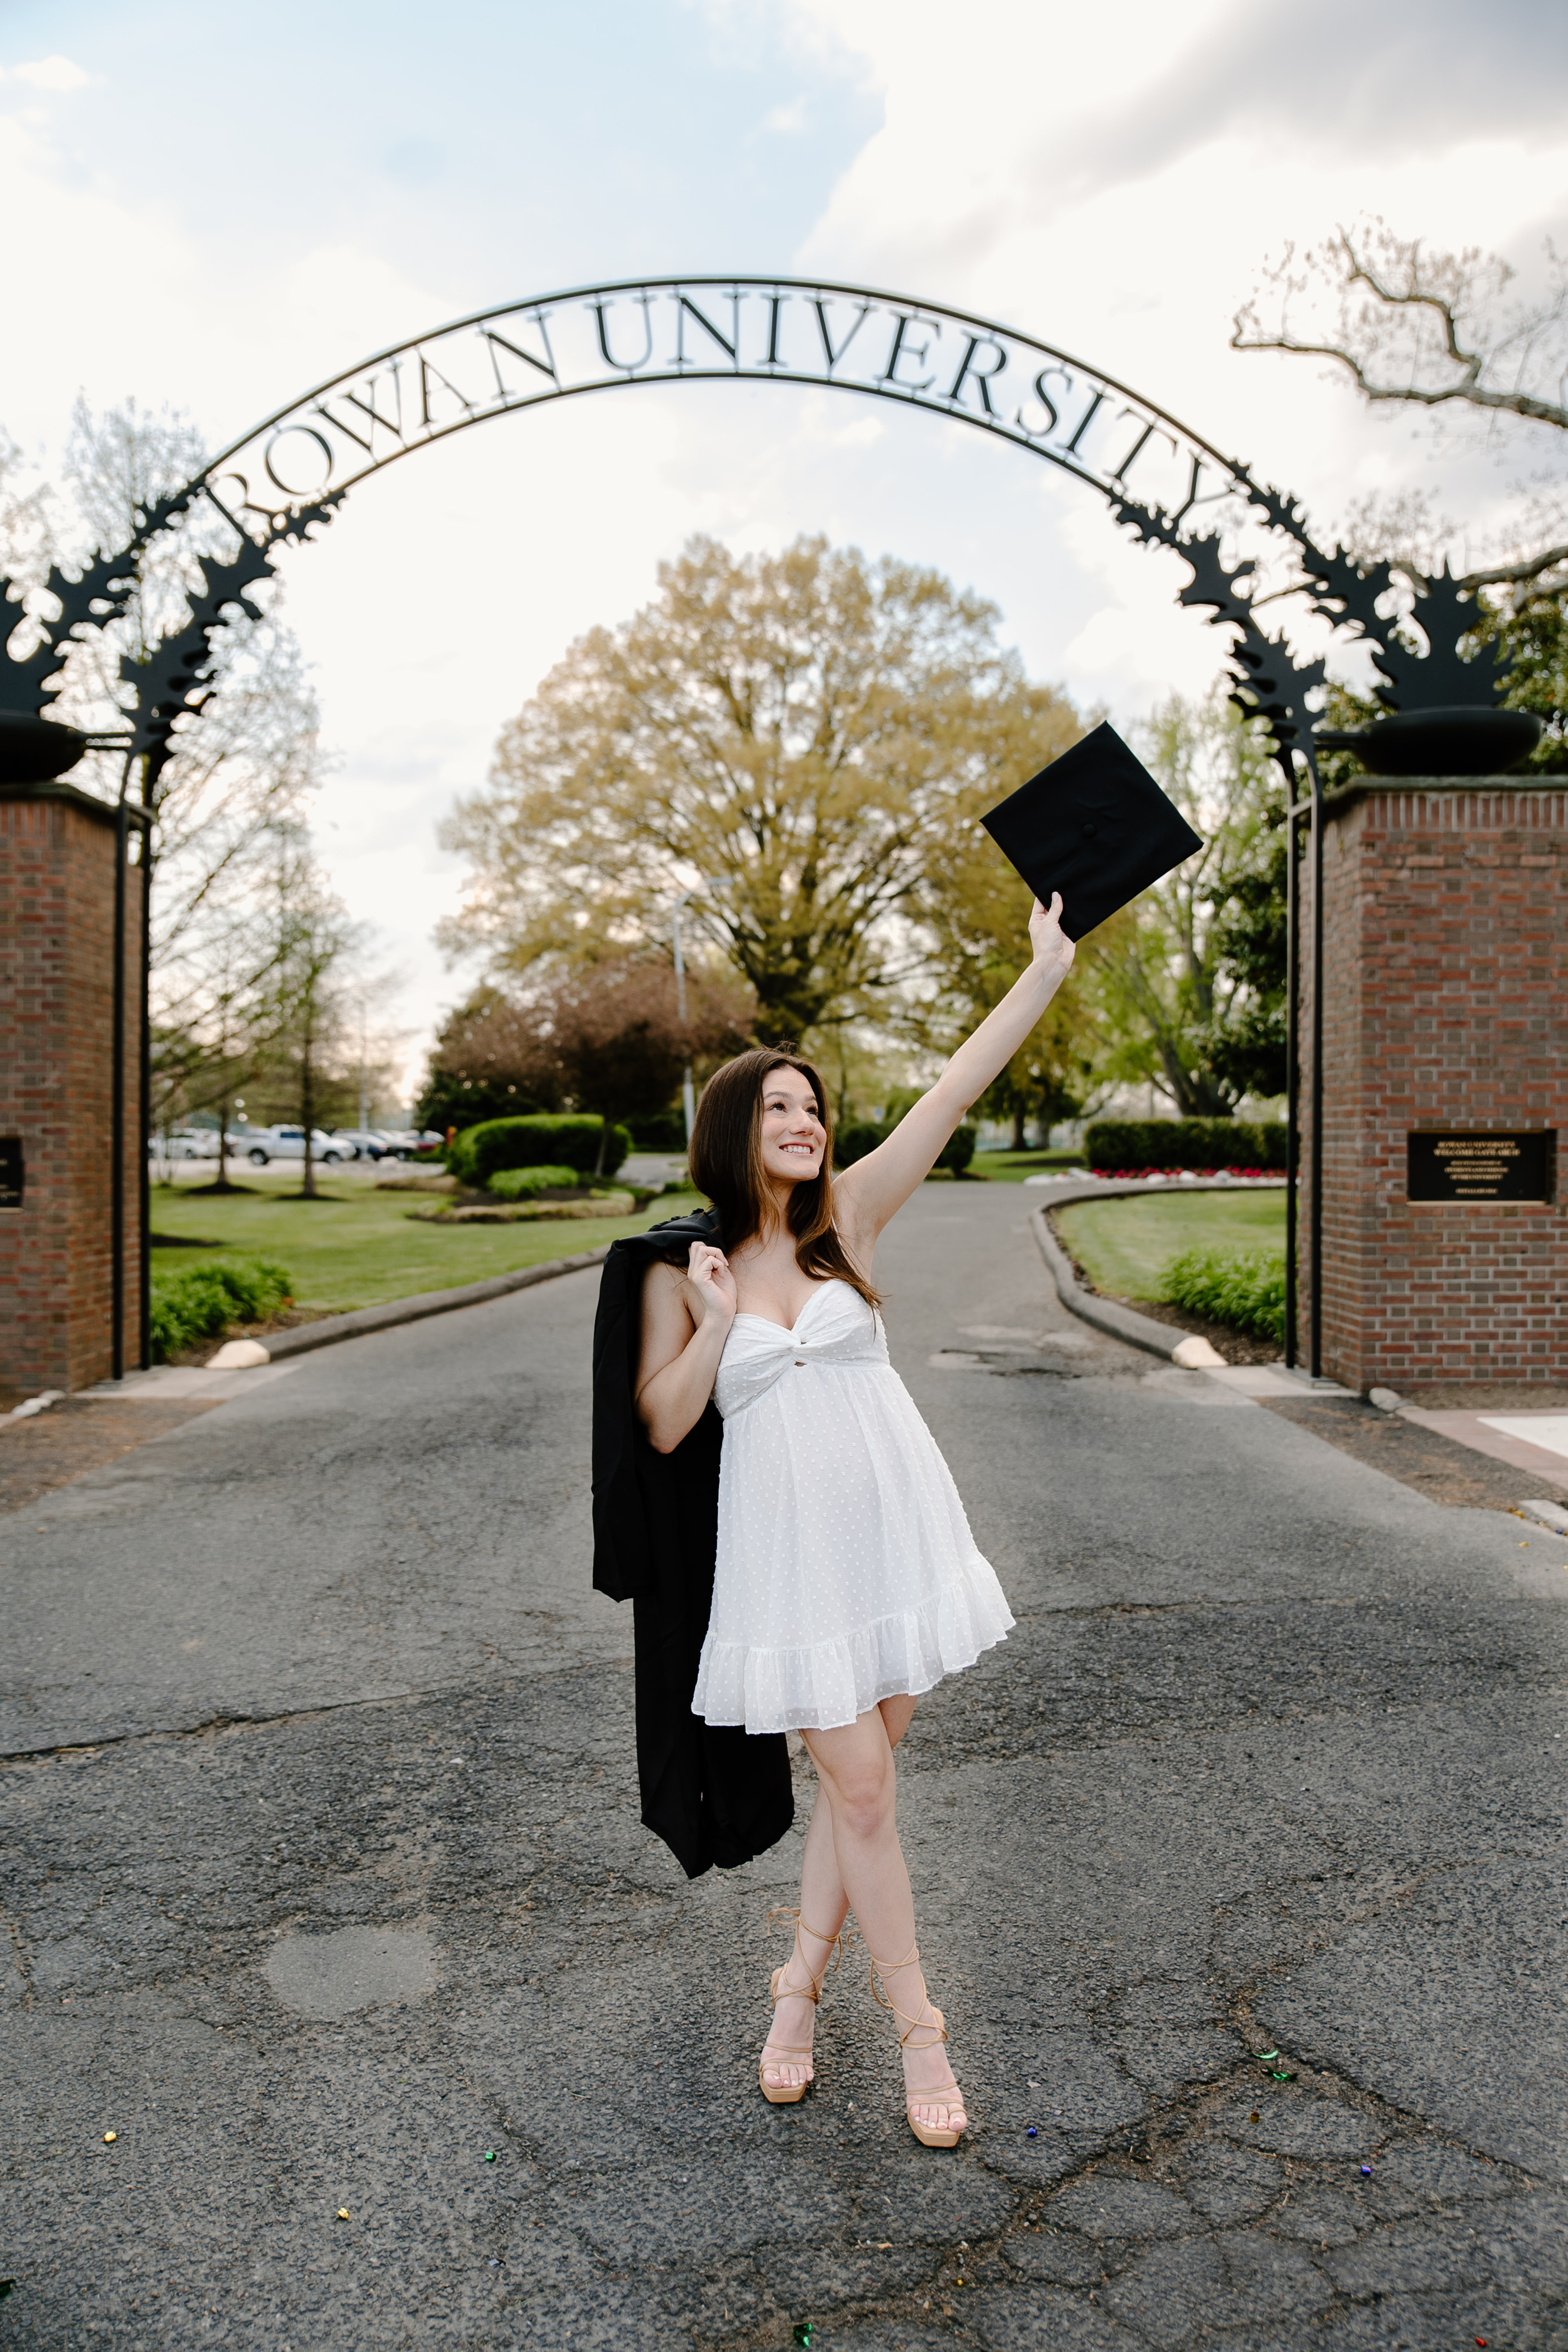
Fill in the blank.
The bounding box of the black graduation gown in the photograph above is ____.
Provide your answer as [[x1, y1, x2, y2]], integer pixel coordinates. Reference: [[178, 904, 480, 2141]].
[[590, 1206, 794, 1878]]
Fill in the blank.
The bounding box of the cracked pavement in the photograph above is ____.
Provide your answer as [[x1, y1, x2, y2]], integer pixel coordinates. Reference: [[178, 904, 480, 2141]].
[[2, 1185, 1566, 2349]]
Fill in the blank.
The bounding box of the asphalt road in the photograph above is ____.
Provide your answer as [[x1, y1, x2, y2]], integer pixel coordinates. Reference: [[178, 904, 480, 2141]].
[[3, 1184, 1566, 2351]]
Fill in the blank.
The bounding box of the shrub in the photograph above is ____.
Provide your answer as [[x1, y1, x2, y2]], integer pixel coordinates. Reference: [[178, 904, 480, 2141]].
[[626, 1108, 688, 1150], [834, 1120, 884, 1168], [1159, 1245, 1286, 1345], [487, 1162, 582, 1200], [448, 1114, 632, 1186], [1083, 1117, 1288, 1174], [833, 1118, 977, 1174], [149, 1256, 293, 1363]]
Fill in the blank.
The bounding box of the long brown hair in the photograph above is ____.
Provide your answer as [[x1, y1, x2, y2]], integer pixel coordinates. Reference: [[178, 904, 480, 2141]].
[[688, 1047, 881, 1310]]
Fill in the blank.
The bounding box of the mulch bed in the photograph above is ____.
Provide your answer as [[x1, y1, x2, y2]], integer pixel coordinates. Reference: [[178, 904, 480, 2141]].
[[1045, 1212, 1278, 1365], [1256, 1395, 1568, 1512], [1102, 1291, 1279, 1366], [1, 1397, 220, 1515]]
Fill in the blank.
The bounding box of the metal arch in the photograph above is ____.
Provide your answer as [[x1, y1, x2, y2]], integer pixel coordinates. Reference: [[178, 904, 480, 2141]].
[[47, 274, 1358, 1385], [195, 274, 1261, 530]]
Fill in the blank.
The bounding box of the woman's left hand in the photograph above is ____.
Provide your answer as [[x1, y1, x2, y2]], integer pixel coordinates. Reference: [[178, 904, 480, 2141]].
[[1029, 892, 1075, 977]]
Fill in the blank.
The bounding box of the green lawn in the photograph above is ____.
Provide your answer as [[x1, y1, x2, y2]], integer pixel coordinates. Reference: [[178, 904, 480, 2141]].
[[969, 1148, 1084, 1184], [151, 1175, 704, 1314], [1053, 1190, 1286, 1301]]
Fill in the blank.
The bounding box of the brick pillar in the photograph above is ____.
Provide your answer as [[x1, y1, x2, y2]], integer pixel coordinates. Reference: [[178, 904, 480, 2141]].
[[0, 782, 144, 1393], [1298, 775, 1566, 1392]]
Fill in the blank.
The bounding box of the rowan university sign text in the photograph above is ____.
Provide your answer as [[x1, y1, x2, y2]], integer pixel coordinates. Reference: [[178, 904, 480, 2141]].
[[208, 277, 1248, 526]]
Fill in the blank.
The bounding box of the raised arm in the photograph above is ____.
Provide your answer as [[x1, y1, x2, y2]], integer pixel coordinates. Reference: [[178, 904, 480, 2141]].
[[835, 894, 1075, 1249], [635, 1243, 738, 1455]]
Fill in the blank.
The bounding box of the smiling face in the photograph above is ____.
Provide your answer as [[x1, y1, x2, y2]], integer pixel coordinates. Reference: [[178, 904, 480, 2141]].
[[757, 1065, 826, 1188]]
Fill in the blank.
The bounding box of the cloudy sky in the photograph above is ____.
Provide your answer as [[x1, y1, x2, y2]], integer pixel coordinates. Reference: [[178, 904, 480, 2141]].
[[4, 0, 1565, 1089]]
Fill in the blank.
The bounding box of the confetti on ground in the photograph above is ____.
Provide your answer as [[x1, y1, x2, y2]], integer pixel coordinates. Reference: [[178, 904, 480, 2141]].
[[102, 2132, 116, 2145], [1360, 2165, 1372, 2176], [1026, 2125, 1038, 2138], [484, 2151, 495, 2163], [792, 2325, 813, 2348], [337, 2209, 350, 2222]]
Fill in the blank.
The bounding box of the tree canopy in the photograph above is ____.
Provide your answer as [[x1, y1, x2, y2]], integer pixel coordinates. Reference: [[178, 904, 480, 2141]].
[[439, 535, 1079, 1044], [1080, 693, 1286, 1116]]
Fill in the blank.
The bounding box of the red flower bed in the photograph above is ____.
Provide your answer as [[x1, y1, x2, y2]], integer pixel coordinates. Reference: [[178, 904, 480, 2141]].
[[1089, 1167, 1279, 1181]]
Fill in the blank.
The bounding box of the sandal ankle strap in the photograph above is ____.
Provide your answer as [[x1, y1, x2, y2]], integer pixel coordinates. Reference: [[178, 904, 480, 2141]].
[[768, 1906, 846, 2005], [867, 1938, 949, 2051]]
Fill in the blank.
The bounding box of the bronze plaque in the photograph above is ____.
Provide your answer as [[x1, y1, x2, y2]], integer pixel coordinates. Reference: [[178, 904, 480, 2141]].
[[0, 1136, 21, 1211], [1407, 1131, 1555, 1203]]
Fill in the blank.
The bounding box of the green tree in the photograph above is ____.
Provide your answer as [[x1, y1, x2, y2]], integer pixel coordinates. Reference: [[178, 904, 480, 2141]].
[[426, 957, 753, 1172], [252, 825, 367, 1197], [1081, 691, 1286, 1116], [908, 735, 1105, 1145], [438, 535, 1080, 1047]]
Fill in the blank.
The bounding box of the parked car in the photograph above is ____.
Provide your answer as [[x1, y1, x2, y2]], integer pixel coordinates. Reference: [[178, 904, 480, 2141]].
[[148, 1130, 220, 1161], [329, 1128, 394, 1161], [379, 1129, 448, 1160], [238, 1125, 350, 1166]]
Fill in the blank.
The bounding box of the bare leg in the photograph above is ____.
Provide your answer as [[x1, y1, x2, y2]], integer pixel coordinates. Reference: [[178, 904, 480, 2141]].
[[760, 1700, 918, 2094], [760, 1786, 847, 2092], [801, 1705, 965, 2136]]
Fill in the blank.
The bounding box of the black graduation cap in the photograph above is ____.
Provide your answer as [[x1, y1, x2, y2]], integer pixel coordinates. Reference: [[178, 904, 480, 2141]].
[[980, 720, 1204, 941]]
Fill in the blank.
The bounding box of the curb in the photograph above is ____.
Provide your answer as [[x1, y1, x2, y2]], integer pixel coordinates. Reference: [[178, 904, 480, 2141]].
[[234, 1247, 613, 1364], [1026, 1178, 1288, 1364]]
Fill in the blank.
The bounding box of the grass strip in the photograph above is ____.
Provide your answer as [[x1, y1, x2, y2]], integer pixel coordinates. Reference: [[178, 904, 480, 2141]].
[[1052, 1191, 1286, 1300], [151, 1176, 704, 1315]]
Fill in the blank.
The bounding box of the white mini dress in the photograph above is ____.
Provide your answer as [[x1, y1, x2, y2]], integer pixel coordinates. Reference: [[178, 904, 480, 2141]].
[[689, 1278, 1014, 1735]]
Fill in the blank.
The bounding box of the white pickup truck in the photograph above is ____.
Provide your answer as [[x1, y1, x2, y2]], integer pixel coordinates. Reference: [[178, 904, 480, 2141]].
[[238, 1126, 350, 1166]]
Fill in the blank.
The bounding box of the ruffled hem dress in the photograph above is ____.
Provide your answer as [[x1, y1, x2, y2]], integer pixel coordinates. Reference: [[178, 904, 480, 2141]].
[[689, 1278, 1014, 1735]]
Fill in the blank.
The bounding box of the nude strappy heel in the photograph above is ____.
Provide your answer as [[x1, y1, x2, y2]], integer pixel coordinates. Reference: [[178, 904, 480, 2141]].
[[867, 1938, 967, 2148], [759, 1907, 842, 2105]]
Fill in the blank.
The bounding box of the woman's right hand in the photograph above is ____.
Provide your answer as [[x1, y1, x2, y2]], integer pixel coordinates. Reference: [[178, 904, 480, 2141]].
[[681, 1240, 738, 1327]]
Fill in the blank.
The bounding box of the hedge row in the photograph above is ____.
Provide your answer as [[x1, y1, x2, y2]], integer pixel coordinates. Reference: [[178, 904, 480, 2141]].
[[1083, 1118, 1287, 1172], [487, 1162, 582, 1200], [1160, 1245, 1287, 1345], [448, 1114, 632, 1185], [835, 1118, 978, 1175]]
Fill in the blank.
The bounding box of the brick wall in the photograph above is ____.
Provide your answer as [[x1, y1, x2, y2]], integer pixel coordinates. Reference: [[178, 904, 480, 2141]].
[[1297, 777, 1566, 1392], [0, 786, 143, 1392]]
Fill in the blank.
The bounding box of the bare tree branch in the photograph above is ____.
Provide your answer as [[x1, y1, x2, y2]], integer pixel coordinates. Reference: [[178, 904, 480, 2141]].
[[1452, 544, 1568, 594], [1233, 220, 1568, 434]]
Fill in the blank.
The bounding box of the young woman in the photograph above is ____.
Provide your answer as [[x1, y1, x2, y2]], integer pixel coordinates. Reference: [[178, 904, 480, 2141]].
[[635, 893, 1075, 2147]]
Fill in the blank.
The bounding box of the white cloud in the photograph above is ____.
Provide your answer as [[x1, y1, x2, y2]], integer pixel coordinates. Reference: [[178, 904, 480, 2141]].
[[4, 56, 90, 91], [6, 0, 1563, 1091]]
